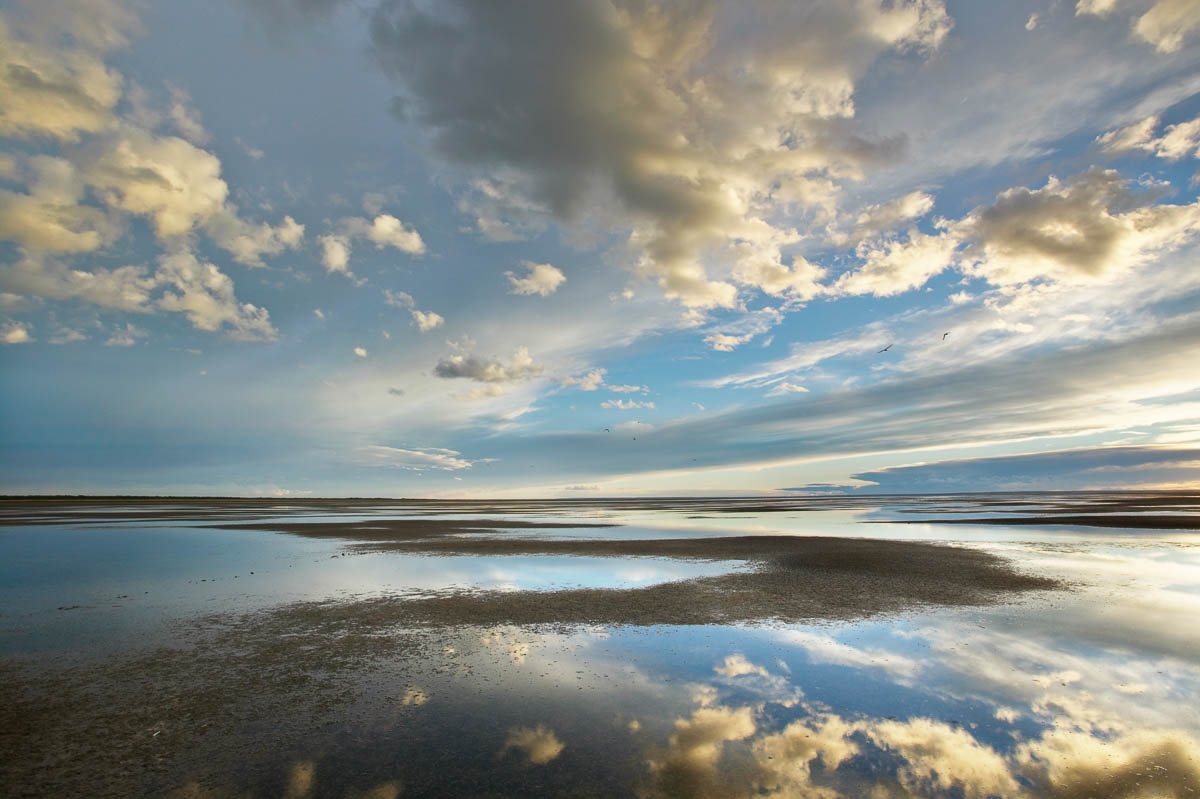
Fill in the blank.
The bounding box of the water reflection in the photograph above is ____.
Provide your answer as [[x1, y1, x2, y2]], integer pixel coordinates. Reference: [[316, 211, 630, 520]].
[[2, 495, 1198, 796]]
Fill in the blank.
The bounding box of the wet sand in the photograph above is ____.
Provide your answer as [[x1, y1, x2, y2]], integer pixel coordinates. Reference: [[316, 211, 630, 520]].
[[0, 496, 1081, 797]]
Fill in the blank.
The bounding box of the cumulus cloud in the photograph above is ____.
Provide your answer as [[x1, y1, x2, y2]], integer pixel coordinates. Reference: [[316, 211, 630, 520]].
[[1076, 0, 1200, 52], [154, 250, 277, 340], [104, 322, 145, 346], [833, 167, 1200, 295], [645, 705, 757, 798], [343, 213, 426, 254], [371, 0, 952, 308], [714, 654, 768, 678], [355, 444, 477, 471], [500, 725, 565, 766], [411, 309, 443, 332], [0, 156, 112, 253], [434, 345, 543, 383], [319, 233, 352, 275], [505, 261, 565, 297], [703, 332, 753, 352], [1, 320, 32, 344], [319, 214, 425, 277], [562, 367, 646, 393], [0, 1, 131, 142], [1097, 113, 1200, 160], [601, 398, 655, 410], [843, 189, 935, 243], [836, 226, 959, 296], [204, 208, 304, 267]]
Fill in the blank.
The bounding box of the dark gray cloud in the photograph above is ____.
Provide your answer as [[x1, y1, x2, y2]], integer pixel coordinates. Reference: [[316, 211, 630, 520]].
[[369, 0, 951, 306]]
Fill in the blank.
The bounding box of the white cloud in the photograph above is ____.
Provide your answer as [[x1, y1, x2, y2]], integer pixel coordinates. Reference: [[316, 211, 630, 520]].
[[835, 227, 959, 296], [505, 261, 565, 297], [1097, 113, 1200, 161], [319, 233, 352, 275], [204, 208, 304, 267], [601, 399, 655, 410], [86, 126, 228, 239], [1, 320, 32, 344], [166, 85, 208, 144], [1133, 0, 1200, 52], [154, 249, 277, 340], [714, 654, 768, 678], [0, 155, 111, 253], [703, 332, 753, 352], [355, 444, 478, 471], [500, 725, 564, 766], [341, 213, 425, 254], [104, 322, 145, 347], [766, 382, 809, 397], [411, 309, 443, 332], [845, 189, 935, 243], [563, 367, 646, 393], [353, 213, 425, 254], [0, 6, 128, 142], [434, 345, 543, 383]]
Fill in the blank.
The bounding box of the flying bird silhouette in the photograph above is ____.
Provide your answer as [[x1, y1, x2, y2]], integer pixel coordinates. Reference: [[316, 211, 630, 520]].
[[604, 428, 610, 433], [942, 332, 949, 340], [878, 343, 893, 353]]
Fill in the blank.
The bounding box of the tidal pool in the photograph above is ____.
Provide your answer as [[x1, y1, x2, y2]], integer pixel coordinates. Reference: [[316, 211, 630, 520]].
[[1, 494, 1197, 797]]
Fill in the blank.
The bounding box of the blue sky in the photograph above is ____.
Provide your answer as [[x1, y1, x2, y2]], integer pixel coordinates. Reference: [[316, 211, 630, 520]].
[[2, 0, 1200, 496]]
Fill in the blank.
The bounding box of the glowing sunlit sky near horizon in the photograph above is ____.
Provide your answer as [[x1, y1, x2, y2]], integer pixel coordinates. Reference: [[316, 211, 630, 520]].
[[2, 0, 1200, 497]]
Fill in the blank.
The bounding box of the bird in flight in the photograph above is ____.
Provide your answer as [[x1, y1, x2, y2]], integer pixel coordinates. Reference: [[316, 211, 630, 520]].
[[603, 428, 610, 433], [942, 332, 949, 340], [878, 343, 893, 353]]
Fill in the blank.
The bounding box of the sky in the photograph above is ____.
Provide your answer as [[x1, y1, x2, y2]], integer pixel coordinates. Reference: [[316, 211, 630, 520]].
[[2, 0, 1200, 497]]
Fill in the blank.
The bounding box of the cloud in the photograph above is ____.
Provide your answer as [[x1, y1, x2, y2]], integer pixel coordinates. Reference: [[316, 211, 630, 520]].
[[1097, 113, 1200, 160], [645, 705, 757, 798], [154, 250, 278, 340], [835, 227, 958, 296], [319, 233, 352, 275], [355, 444, 477, 471], [86, 126, 228, 239], [505, 261, 565, 297], [714, 654, 768, 678], [344, 213, 425, 254], [845, 189, 935, 242], [411, 309, 443, 332], [387, 387, 404, 396], [434, 345, 543, 383], [0, 156, 112, 253], [0, 3, 130, 142], [766, 382, 809, 397], [166, 85, 209, 144], [371, 0, 952, 308], [203, 208, 304, 267], [383, 289, 414, 307], [1132, 0, 1200, 52], [601, 399, 655, 410], [500, 725, 565, 766], [104, 322, 145, 346], [1077, 0, 1200, 52], [703, 332, 753, 352], [562, 367, 646, 393], [777, 629, 920, 678], [354, 346, 367, 358], [861, 717, 1020, 799], [1, 320, 32, 344], [313, 308, 324, 319]]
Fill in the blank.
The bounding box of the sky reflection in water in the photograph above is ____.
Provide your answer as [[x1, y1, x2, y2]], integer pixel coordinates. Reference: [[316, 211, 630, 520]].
[[1, 495, 1198, 797]]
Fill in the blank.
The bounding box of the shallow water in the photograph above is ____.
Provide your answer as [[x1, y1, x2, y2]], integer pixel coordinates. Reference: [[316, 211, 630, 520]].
[[1, 494, 1198, 798]]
